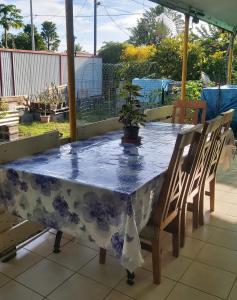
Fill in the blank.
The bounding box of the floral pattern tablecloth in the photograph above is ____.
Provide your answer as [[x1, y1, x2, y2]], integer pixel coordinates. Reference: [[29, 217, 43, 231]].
[[0, 122, 189, 272]]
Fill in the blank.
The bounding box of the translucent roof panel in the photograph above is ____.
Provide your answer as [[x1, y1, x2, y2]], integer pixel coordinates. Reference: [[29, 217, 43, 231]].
[[150, 0, 237, 33]]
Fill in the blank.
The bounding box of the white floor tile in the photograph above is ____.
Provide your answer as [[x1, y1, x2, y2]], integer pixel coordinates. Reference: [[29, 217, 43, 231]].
[[0, 272, 11, 288], [104, 290, 133, 300], [180, 262, 236, 299], [48, 241, 97, 271], [79, 254, 125, 288], [0, 248, 42, 278], [16, 259, 73, 296], [0, 280, 42, 300], [166, 283, 222, 300], [142, 250, 192, 281], [48, 273, 110, 300], [116, 268, 176, 300]]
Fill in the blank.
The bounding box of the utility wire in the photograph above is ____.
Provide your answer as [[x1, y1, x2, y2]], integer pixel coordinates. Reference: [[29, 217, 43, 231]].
[[129, 0, 152, 8], [30, 12, 143, 18], [101, 5, 131, 36]]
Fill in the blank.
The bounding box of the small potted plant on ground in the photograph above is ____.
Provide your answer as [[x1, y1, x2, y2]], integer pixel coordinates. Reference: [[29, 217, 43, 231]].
[[119, 82, 146, 144], [49, 82, 64, 111], [38, 89, 51, 123]]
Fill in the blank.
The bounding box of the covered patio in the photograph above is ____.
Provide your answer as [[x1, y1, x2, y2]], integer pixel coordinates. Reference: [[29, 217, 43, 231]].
[[0, 1, 237, 300], [0, 160, 236, 300]]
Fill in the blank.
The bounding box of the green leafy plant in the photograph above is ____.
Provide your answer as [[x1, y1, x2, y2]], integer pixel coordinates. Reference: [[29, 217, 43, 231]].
[[186, 80, 203, 100], [36, 82, 64, 115], [37, 87, 51, 116], [119, 82, 146, 128], [0, 99, 8, 119], [48, 82, 64, 106]]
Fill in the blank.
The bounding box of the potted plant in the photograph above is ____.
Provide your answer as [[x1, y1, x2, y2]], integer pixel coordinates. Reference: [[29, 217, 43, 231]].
[[38, 89, 51, 123], [119, 82, 146, 144], [49, 82, 64, 110]]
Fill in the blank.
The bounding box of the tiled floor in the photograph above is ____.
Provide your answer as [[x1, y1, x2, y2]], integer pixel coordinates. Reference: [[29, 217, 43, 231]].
[[0, 160, 237, 300]]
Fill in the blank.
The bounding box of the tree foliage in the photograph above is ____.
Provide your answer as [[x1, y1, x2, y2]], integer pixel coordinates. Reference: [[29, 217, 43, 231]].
[[0, 4, 23, 48], [15, 24, 46, 50], [41, 21, 60, 51], [122, 44, 156, 62], [75, 43, 83, 53], [129, 5, 184, 45], [98, 42, 124, 63]]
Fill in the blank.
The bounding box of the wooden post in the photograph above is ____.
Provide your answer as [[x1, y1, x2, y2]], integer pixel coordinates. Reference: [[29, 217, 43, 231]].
[[227, 33, 235, 84], [65, 0, 77, 141], [181, 14, 190, 101]]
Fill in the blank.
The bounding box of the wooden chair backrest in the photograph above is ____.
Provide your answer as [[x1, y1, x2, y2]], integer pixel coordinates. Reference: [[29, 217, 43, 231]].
[[187, 116, 223, 196], [172, 100, 207, 125], [0, 131, 60, 164], [207, 109, 235, 178], [153, 124, 203, 230]]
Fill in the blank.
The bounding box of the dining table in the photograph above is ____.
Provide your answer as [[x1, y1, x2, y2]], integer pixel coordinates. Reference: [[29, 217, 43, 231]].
[[0, 122, 190, 275]]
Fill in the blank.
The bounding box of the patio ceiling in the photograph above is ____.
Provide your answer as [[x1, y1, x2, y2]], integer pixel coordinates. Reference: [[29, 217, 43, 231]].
[[149, 0, 237, 33]]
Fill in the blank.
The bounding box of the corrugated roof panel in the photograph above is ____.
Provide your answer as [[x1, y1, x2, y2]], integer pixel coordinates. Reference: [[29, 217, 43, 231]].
[[150, 0, 237, 32]]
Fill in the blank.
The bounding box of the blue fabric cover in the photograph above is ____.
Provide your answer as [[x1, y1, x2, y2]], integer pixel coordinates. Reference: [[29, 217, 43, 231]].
[[132, 78, 173, 103], [202, 85, 237, 136]]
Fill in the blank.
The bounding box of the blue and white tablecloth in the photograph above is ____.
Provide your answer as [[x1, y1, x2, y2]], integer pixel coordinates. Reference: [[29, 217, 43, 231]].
[[0, 122, 189, 272]]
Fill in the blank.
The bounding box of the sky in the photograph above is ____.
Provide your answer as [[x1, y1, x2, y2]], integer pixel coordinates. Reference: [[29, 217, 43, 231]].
[[2, 0, 158, 53]]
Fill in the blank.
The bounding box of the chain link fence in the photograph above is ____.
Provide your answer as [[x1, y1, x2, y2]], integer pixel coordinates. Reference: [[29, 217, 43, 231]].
[[77, 63, 181, 123]]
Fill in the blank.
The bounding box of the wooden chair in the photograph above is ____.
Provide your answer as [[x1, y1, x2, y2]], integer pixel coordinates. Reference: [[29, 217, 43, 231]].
[[99, 124, 203, 285], [198, 109, 235, 225], [0, 131, 60, 261], [172, 100, 207, 125], [182, 116, 223, 242]]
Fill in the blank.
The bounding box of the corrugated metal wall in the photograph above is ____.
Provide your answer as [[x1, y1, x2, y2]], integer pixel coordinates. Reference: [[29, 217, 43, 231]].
[[1, 52, 14, 96], [0, 50, 102, 98]]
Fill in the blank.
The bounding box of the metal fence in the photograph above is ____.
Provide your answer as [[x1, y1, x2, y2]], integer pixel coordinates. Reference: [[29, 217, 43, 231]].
[[0, 49, 102, 100], [0, 50, 180, 123]]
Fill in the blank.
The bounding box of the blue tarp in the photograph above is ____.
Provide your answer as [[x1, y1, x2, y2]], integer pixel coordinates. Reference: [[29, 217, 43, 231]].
[[132, 78, 173, 103], [202, 85, 237, 137]]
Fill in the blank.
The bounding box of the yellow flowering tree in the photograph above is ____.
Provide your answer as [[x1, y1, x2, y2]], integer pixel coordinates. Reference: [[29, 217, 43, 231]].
[[122, 44, 157, 62]]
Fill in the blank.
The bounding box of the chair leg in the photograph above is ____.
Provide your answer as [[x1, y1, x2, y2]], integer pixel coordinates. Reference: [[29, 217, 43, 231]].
[[209, 178, 215, 212], [99, 248, 106, 264], [53, 230, 63, 253], [180, 204, 187, 248], [198, 186, 205, 226], [151, 235, 161, 285], [192, 194, 199, 229], [172, 213, 181, 258]]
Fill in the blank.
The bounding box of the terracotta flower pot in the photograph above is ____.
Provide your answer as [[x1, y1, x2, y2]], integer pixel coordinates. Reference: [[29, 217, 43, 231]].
[[40, 115, 50, 123]]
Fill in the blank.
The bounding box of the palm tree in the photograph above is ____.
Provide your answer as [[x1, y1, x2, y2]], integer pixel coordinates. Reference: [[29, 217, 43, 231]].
[[0, 4, 23, 48]]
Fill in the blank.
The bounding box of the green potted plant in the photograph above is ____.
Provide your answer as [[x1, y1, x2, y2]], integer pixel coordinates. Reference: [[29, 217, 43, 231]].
[[119, 82, 146, 144], [49, 82, 64, 110], [38, 89, 51, 123]]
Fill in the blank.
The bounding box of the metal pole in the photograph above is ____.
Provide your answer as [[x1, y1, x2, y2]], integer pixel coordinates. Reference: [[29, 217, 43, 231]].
[[94, 0, 97, 56], [181, 14, 190, 101], [30, 0, 35, 51], [227, 33, 235, 84], [65, 0, 77, 141]]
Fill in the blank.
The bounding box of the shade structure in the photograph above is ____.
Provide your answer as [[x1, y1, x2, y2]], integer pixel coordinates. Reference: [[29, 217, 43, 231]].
[[150, 0, 237, 33]]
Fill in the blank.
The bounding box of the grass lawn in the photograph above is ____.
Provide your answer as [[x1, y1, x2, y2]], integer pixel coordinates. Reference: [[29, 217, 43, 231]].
[[19, 121, 70, 138]]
